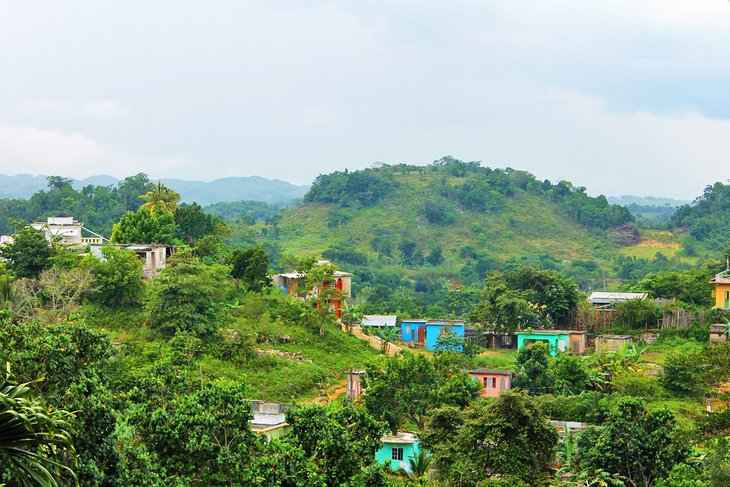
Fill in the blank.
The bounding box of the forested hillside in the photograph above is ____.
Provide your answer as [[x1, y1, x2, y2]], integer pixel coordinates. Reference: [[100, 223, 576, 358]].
[[670, 182, 730, 252]]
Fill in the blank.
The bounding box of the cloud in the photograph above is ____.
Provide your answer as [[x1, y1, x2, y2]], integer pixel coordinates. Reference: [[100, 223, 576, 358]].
[[22, 100, 129, 120], [0, 125, 185, 179]]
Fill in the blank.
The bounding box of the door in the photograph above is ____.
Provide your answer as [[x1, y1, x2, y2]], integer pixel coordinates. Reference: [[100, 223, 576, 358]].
[[724, 290, 729, 309], [418, 326, 427, 344]]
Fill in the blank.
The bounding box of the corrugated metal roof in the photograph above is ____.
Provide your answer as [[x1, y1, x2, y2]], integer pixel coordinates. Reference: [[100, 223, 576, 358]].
[[588, 292, 648, 303], [362, 315, 398, 327]]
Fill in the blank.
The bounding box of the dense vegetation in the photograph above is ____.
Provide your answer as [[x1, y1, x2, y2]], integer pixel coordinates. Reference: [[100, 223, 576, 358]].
[[4, 164, 730, 485]]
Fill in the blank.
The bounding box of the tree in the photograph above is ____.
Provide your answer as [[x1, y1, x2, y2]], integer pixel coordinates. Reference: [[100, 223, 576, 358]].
[[364, 352, 478, 433], [575, 398, 689, 486], [11, 268, 96, 321], [146, 250, 232, 337], [110, 206, 179, 245], [283, 403, 384, 486], [174, 202, 220, 244], [0, 372, 78, 487], [226, 247, 270, 292], [470, 266, 580, 332], [130, 380, 260, 484], [548, 353, 593, 395], [513, 342, 553, 394], [81, 247, 145, 307], [423, 393, 558, 485], [138, 182, 180, 213], [0, 225, 52, 278]]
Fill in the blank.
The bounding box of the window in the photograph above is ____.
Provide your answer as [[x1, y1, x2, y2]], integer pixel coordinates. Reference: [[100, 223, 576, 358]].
[[392, 447, 404, 461], [499, 378, 506, 390], [483, 377, 496, 388], [405, 325, 410, 334]]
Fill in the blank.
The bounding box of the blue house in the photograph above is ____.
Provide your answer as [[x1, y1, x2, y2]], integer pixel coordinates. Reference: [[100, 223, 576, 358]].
[[375, 432, 421, 472], [401, 320, 465, 351]]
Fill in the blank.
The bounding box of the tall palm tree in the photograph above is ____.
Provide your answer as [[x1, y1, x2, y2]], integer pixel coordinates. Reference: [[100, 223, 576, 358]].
[[138, 182, 180, 213], [0, 374, 78, 486]]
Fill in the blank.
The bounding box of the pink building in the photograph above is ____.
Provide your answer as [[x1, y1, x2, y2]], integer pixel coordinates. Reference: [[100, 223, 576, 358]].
[[466, 370, 513, 397]]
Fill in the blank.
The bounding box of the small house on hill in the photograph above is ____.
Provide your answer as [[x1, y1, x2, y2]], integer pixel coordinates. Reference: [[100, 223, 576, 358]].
[[401, 320, 465, 351], [361, 315, 398, 328], [272, 261, 352, 319], [710, 270, 730, 310], [375, 432, 421, 472], [711, 324, 728, 343], [588, 292, 648, 310], [466, 370, 513, 397], [516, 330, 588, 355]]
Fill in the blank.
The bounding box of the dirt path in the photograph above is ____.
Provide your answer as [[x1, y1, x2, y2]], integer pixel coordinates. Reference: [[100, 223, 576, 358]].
[[345, 325, 402, 356]]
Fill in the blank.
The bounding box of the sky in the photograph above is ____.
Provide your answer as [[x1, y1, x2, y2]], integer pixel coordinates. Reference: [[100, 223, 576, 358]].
[[1, 1, 729, 199]]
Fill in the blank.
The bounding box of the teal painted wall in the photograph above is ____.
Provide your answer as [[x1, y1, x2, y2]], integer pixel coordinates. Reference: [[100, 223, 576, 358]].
[[516, 333, 570, 356], [375, 441, 421, 471]]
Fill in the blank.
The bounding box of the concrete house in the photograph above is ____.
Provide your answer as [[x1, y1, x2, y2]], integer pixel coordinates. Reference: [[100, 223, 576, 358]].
[[272, 261, 352, 319], [516, 330, 588, 355], [401, 320, 465, 351], [465, 327, 517, 349], [466, 369, 513, 397], [375, 432, 421, 472]]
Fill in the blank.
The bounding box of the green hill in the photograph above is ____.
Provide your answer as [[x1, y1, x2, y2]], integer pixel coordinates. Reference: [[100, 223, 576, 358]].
[[232, 158, 659, 312]]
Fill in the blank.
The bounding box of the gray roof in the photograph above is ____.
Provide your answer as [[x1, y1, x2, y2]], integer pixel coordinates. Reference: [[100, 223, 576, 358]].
[[588, 292, 648, 304], [362, 315, 398, 327]]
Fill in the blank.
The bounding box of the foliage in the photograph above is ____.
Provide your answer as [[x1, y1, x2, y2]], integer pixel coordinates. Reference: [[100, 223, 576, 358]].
[[0, 372, 78, 487], [670, 182, 730, 249], [513, 342, 554, 394], [226, 246, 270, 292], [575, 398, 690, 487], [110, 205, 180, 245], [129, 379, 260, 484], [548, 353, 593, 396], [305, 168, 399, 207], [12, 268, 97, 321], [662, 344, 730, 398], [138, 182, 180, 213], [470, 266, 580, 333], [81, 247, 144, 307], [146, 250, 232, 337], [174, 202, 221, 244], [283, 403, 385, 486], [423, 392, 559, 486], [0, 225, 52, 278], [364, 352, 479, 433], [612, 298, 660, 329], [635, 260, 723, 307]]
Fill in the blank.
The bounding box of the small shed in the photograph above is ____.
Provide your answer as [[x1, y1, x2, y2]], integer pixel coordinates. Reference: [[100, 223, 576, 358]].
[[249, 401, 291, 441], [346, 369, 366, 401], [375, 432, 421, 472], [516, 330, 588, 355], [595, 334, 633, 353], [466, 370, 513, 397], [362, 315, 398, 328], [710, 324, 728, 343]]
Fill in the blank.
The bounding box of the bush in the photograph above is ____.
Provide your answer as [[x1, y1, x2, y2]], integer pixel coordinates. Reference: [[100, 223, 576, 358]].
[[612, 370, 662, 398]]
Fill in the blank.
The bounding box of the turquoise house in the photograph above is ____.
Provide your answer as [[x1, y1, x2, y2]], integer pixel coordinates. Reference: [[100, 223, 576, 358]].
[[401, 320, 465, 351], [376, 432, 421, 472], [516, 330, 588, 356]]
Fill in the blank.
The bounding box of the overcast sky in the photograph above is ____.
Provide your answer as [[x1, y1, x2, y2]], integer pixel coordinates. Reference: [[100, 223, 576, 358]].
[[1, 1, 729, 198]]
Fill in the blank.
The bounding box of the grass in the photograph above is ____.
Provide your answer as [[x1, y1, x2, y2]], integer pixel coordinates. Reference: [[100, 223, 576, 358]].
[[619, 229, 696, 264], [473, 349, 516, 370]]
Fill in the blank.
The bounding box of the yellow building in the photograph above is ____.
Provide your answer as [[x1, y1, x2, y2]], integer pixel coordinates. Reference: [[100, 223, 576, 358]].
[[710, 270, 730, 309]]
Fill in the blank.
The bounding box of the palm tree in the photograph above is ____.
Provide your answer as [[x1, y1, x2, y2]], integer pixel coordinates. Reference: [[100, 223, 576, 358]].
[[0, 372, 78, 486], [138, 182, 180, 213], [408, 449, 432, 479]]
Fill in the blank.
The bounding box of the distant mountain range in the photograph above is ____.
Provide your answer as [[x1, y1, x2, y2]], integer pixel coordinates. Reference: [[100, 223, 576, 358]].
[[606, 195, 691, 208], [0, 174, 309, 205]]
